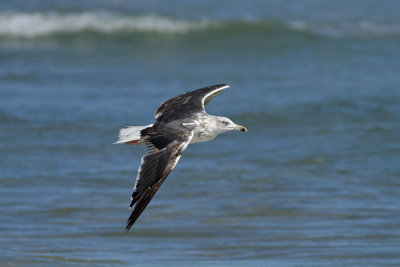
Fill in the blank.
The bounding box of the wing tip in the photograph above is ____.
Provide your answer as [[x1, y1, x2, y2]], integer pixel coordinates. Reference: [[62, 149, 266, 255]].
[[125, 208, 137, 231], [126, 219, 134, 231], [218, 84, 230, 89], [207, 84, 230, 92]]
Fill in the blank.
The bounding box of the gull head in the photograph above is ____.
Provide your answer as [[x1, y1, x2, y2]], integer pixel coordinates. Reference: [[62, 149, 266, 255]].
[[215, 116, 247, 134]]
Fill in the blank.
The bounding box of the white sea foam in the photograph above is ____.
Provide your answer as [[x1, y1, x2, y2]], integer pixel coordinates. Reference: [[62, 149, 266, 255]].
[[0, 11, 398, 39], [288, 20, 400, 38], [0, 11, 213, 38]]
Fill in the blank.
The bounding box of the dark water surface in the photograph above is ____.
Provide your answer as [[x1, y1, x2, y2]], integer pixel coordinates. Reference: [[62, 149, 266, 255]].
[[1, 1, 400, 266]]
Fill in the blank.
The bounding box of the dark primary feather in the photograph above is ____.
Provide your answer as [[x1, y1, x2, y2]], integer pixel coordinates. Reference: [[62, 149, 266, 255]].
[[155, 84, 228, 121], [126, 140, 189, 230], [126, 124, 192, 230]]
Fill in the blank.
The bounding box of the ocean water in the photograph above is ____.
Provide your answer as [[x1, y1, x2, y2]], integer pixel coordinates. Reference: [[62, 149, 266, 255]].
[[1, 0, 400, 266]]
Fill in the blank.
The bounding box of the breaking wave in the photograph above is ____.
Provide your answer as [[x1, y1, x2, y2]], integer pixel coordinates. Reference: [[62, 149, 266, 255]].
[[0, 11, 399, 39], [0, 11, 214, 37], [288, 20, 400, 38]]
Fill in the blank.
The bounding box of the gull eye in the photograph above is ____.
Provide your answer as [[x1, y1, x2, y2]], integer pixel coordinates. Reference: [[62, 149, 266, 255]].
[[222, 121, 229, 126]]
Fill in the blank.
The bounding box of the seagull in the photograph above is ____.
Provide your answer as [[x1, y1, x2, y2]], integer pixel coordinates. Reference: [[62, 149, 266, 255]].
[[114, 84, 247, 231]]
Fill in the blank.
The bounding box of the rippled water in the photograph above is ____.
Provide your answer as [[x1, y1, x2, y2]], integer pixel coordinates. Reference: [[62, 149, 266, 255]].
[[1, 0, 400, 266]]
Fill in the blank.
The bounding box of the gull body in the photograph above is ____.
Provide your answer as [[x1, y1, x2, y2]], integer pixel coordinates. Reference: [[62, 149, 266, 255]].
[[114, 84, 247, 230]]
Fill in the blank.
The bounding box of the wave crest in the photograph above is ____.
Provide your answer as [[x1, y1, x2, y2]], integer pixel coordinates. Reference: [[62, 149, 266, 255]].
[[0, 11, 399, 39], [287, 19, 400, 38], [0, 11, 213, 37]]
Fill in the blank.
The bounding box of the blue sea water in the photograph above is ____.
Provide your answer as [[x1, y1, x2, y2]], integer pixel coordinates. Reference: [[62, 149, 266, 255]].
[[1, 1, 400, 266]]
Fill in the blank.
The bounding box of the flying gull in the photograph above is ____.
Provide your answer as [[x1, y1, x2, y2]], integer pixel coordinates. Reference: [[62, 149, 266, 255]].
[[114, 84, 247, 231]]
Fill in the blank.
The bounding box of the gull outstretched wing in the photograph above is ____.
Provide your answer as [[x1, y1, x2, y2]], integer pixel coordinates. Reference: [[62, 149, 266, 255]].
[[155, 84, 229, 120], [126, 125, 193, 230]]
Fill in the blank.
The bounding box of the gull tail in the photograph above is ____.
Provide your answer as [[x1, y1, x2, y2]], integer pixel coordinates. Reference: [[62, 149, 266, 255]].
[[113, 124, 153, 145]]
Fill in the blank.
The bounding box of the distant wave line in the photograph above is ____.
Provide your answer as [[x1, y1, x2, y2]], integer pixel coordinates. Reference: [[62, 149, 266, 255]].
[[0, 11, 215, 37], [0, 11, 399, 39]]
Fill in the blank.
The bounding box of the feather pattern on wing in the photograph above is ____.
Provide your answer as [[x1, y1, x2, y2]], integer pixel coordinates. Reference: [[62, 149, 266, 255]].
[[155, 84, 229, 121], [126, 125, 193, 230]]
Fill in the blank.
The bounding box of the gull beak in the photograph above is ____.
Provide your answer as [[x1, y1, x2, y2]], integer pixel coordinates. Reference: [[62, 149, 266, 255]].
[[235, 125, 247, 132]]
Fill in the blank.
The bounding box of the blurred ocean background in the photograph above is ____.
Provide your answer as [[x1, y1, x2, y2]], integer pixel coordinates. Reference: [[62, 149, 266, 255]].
[[1, 0, 400, 266]]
